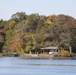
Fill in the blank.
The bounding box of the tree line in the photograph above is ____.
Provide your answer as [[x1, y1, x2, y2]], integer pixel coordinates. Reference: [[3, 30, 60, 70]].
[[0, 12, 76, 55]]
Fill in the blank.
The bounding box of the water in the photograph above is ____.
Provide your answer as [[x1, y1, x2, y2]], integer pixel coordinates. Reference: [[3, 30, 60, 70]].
[[0, 57, 76, 75]]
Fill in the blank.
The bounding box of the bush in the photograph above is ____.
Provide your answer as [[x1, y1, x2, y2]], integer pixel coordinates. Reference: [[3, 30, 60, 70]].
[[60, 50, 70, 57]]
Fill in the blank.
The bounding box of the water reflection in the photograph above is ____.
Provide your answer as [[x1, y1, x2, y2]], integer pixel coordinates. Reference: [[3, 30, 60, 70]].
[[20, 56, 76, 60]]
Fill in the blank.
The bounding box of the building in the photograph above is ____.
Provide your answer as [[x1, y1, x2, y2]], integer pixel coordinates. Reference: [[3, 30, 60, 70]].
[[41, 46, 59, 54]]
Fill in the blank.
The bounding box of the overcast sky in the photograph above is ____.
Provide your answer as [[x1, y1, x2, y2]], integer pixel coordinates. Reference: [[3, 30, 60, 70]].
[[0, 0, 76, 20]]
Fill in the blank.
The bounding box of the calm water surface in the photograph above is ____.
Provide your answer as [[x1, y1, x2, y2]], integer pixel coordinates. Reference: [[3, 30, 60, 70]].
[[0, 57, 76, 75]]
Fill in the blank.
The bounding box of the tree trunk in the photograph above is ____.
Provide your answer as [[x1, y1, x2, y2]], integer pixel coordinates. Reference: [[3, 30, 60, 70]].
[[69, 46, 72, 54]]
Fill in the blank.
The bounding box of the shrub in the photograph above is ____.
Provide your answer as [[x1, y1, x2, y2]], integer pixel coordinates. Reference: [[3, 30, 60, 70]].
[[60, 50, 70, 57]]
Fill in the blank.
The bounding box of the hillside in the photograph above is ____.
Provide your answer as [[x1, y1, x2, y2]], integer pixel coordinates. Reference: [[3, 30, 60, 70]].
[[0, 12, 76, 55]]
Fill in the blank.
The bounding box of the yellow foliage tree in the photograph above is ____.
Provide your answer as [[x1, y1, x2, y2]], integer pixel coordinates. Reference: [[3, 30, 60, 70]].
[[50, 14, 57, 22], [45, 19, 52, 25], [60, 50, 70, 57]]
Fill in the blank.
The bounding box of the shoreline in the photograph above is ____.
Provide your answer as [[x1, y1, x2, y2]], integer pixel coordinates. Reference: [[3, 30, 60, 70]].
[[0, 53, 76, 60], [20, 54, 76, 60]]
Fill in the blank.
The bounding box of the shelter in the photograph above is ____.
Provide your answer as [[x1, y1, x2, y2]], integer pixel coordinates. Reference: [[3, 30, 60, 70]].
[[41, 46, 59, 54]]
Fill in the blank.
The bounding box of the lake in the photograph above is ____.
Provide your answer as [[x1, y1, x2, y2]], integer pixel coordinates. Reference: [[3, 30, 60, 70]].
[[0, 57, 76, 75]]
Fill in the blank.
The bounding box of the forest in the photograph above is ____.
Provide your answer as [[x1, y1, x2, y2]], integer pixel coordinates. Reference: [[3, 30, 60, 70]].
[[0, 12, 76, 55]]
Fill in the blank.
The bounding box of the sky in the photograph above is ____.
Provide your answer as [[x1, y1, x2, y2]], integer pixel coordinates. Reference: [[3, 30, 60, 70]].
[[0, 0, 76, 20]]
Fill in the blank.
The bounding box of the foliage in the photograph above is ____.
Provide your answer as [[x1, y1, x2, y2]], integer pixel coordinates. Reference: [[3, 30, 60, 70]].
[[60, 50, 70, 57], [0, 12, 76, 55]]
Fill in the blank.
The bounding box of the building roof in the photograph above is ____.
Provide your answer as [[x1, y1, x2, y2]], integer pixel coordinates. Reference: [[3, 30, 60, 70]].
[[41, 47, 58, 50]]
